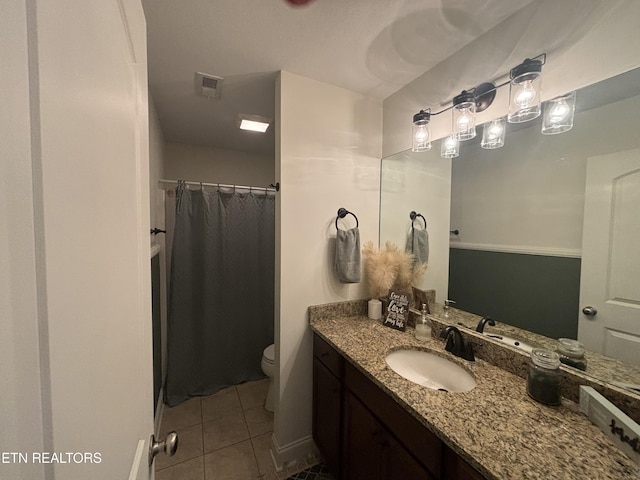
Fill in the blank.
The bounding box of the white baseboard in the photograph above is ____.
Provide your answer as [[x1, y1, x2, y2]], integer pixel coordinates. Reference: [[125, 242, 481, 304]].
[[270, 433, 319, 473], [450, 241, 581, 258]]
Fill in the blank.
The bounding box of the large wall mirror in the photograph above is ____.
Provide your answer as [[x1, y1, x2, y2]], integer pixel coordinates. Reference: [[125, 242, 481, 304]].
[[380, 67, 640, 388]]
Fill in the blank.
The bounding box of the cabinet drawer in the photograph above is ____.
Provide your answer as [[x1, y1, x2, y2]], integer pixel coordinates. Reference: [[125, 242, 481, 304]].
[[313, 334, 343, 379], [345, 361, 442, 479]]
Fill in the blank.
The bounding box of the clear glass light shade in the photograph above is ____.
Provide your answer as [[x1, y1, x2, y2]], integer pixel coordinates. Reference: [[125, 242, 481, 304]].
[[481, 117, 506, 149], [441, 134, 460, 158], [542, 91, 576, 134], [412, 121, 432, 152], [453, 101, 477, 140], [508, 72, 542, 123]]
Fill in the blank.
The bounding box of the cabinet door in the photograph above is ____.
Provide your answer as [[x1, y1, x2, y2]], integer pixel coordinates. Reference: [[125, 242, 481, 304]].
[[443, 446, 487, 480], [384, 434, 436, 480], [313, 357, 342, 476], [343, 391, 384, 480]]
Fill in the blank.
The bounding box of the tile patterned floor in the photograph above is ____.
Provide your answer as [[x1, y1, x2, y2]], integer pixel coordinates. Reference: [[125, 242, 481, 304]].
[[156, 379, 275, 480], [285, 463, 335, 480]]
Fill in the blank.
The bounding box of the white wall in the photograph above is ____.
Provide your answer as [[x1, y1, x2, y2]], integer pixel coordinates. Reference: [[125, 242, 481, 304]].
[[383, 0, 640, 157], [274, 71, 382, 466], [0, 2, 47, 478], [379, 151, 451, 303], [163, 142, 274, 187]]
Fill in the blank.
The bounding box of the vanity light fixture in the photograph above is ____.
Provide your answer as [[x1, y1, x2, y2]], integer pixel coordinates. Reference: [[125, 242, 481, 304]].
[[412, 109, 432, 152], [541, 91, 576, 134], [481, 116, 506, 149], [412, 55, 554, 155]]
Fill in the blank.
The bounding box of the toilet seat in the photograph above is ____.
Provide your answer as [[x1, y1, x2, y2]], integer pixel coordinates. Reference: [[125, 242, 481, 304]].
[[263, 344, 274, 364]]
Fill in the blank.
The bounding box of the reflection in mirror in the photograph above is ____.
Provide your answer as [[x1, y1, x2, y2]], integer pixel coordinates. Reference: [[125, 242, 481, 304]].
[[380, 68, 640, 388]]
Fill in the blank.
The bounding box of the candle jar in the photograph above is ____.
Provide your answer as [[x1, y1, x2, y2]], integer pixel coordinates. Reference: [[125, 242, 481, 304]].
[[556, 338, 587, 371], [527, 349, 562, 406]]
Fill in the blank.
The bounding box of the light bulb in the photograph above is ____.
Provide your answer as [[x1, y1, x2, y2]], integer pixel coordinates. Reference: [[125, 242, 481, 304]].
[[441, 134, 459, 158], [548, 100, 569, 124], [514, 80, 537, 108], [457, 111, 472, 129], [414, 125, 428, 142], [488, 122, 503, 139]]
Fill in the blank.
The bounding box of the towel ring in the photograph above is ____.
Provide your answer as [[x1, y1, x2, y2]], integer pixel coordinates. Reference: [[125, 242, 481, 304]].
[[336, 208, 359, 229], [409, 211, 427, 229]]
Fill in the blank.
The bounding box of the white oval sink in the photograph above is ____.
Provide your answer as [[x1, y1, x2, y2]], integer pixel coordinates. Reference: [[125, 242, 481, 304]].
[[385, 349, 476, 392]]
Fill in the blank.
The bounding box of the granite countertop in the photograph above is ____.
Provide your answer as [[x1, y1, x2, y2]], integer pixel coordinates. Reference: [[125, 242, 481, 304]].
[[309, 304, 639, 480]]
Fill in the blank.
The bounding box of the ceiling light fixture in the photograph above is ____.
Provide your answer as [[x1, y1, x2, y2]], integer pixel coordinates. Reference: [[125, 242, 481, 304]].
[[410, 54, 574, 157], [237, 114, 271, 133], [240, 119, 270, 132]]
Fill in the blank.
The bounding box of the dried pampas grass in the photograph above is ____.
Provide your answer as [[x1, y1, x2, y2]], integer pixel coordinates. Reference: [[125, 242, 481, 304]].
[[362, 241, 427, 298]]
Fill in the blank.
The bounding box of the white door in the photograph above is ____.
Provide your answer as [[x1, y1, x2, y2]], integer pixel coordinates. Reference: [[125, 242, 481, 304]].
[[578, 148, 640, 365], [32, 0, 156, 478]]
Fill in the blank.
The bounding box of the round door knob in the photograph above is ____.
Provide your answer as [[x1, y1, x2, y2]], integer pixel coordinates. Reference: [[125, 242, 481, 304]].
[[148, 431, 179, 466], [582, 306, 598, 317]]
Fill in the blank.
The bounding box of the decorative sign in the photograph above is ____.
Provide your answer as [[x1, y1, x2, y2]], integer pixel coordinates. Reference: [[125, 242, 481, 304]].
[[383, 291, 409, 331], [580, 386, 640, 465]]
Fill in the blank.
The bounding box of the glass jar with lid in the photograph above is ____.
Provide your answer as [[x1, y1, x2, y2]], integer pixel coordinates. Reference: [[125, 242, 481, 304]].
[[527, 349, 562, 406], [556, 338, 587, 371]]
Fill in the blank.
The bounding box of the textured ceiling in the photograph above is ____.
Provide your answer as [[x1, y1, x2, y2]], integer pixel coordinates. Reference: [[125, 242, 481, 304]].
[[142, 0, 535, 154]]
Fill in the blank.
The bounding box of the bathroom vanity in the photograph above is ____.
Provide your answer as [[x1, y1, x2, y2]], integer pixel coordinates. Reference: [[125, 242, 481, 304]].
[[309, 300, 639, 480], [314, 333, 482, 480]]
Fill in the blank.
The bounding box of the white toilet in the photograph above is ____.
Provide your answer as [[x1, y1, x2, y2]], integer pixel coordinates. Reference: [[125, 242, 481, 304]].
[[261, 344, 275, 412]]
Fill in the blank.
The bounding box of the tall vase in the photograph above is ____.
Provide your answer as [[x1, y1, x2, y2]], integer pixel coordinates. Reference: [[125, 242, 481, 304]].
[[368, 298, 382, 320]]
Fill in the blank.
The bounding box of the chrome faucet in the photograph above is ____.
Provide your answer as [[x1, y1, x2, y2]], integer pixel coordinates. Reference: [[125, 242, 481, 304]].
[[439, 326, 475, 361], [476, 316, 495, 333]]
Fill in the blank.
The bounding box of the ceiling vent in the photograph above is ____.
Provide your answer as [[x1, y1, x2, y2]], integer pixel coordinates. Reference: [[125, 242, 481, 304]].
[[194, 72, 224, 99]]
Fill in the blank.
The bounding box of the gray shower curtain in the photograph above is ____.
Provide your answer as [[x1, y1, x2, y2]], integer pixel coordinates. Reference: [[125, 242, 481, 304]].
[[165, 185, 275, 406]]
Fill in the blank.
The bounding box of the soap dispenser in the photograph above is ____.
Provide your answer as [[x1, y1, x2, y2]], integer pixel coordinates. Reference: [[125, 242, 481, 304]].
[[415, 304, 431, 341]]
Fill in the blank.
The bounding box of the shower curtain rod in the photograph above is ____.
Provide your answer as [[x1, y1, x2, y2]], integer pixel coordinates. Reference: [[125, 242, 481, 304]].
[[159, 179, 279, 192]]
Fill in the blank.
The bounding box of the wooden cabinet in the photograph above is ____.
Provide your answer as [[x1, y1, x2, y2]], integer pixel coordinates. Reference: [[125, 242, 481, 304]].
[[343, 391, 384, 479], [443, 447, 487, 480], [343, 391, 435, 480], [312, 335, 343, 477], [385, 433, 437, 480], [312, 333, 486, 480]]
